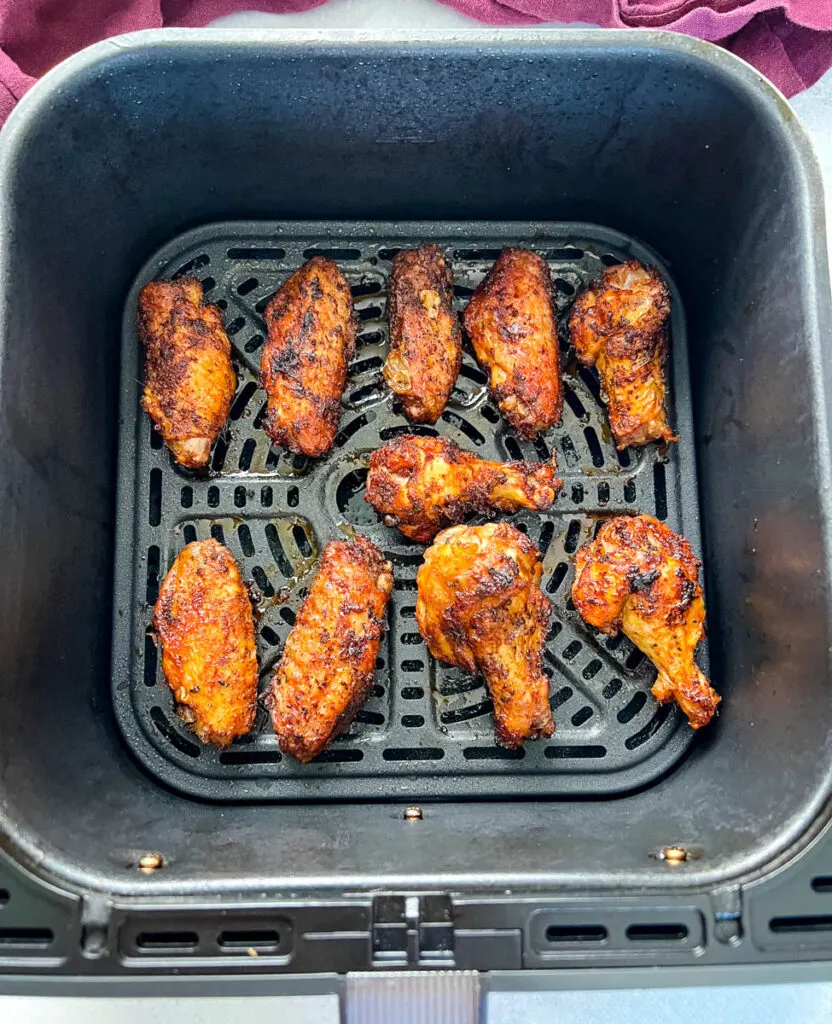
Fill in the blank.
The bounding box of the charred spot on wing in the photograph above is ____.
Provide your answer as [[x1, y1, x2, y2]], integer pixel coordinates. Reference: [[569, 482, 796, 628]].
[[486, 562, 520, 590], [630, 568, 661, 592]]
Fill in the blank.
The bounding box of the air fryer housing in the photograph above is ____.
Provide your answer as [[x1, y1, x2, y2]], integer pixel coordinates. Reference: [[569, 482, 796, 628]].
[[0, 30, 831, 978]]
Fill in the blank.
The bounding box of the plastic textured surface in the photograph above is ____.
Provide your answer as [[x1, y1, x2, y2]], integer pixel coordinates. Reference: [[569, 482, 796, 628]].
[[0, 29, 830, 959], [112, 220, 704, 800]]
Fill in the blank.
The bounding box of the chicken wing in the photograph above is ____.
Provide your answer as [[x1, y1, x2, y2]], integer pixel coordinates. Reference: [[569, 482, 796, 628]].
[[154, 539, 258, 747], [268, 535, 393, 762], [366, 434, 562, 543], [260, 257, 356, 458], [383, 244, 463, 424], [569, 261, 676, 449], [571, 515, 719, 728], [416, 523, 554, 748], [462, 248, 562, 438], [138, 277, 236, 470]]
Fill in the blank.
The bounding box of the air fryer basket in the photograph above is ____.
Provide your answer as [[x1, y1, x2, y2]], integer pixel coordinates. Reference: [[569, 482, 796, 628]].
[[0, 30, 831, 978], [113, 220, 704, 800]]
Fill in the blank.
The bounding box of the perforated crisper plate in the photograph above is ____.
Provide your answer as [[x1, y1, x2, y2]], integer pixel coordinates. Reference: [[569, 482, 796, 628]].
[[111, 221, 707, 801]]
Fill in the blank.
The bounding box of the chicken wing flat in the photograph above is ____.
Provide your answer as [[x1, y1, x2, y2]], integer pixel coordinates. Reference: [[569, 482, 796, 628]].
[[462, 248, 562, 438], [154, 539, 258, 747], [571, 515, 719, 729], [383, 244, 463, 424], [416, 523, 554, 748], [268, 535, 393, 762], [138, 277, 236, 470], [569, 261, 677, 449], [366, 434, 562, 543], [261, 257, 356, 458]]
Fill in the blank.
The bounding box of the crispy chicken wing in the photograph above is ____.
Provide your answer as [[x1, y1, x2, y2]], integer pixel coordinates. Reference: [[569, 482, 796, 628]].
[[154, 539, 258, 747], [138, 277, 236, 469], [569, 261, 677, 449], [383, 244, 463, 424], [571, 515, 719, 728], [268, 535, 393, 762], [260, 257, 356, 458], [462, 248, 562, 438], [416, 523, 554, 748], [366, 434, 562, 543]]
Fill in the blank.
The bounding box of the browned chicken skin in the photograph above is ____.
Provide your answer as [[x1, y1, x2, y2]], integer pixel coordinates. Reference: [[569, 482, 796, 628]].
[[462, 249, 562, 438], [569, 261, 677, 450], [571, 515, 719, 729], [154, 540, 258, 747], [384, 244, 463, 424], [268, 535, 393, 762], [416, 523, 554, 748], [366, 434, 562, 543], [260, 257, 356, 458], [138, 277, 236, 469]]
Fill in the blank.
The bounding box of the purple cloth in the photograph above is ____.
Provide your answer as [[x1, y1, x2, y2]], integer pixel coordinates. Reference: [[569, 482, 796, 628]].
[[0, 0, 829, 124]]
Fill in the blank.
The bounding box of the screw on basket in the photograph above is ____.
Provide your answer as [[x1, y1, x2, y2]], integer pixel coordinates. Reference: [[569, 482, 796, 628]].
[[137, 852, 164, 872], [662, 846, 687, 864], [403, 806, 423, 822]]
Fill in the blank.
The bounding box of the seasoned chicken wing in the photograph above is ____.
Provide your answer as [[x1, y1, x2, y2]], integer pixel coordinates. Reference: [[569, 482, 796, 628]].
[[366, 434, 562, 543], [383, 244, 463, 423], [268, 535, 392, 762], [571, 515, 719, 729], [569, 261, 676, 449], [462, 249, 562, 438], [154, 539, 258, 747], [138, 277, 236, 469], [261, 257, 356, 458], [416, 523, 554, 748]]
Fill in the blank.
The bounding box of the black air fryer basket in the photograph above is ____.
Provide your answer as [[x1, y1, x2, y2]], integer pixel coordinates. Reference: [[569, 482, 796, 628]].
[[0, 29, 831, 985]]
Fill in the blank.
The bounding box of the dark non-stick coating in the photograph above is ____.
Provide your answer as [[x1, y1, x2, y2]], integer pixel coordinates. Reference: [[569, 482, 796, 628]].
[[112, 220, 705, 800]]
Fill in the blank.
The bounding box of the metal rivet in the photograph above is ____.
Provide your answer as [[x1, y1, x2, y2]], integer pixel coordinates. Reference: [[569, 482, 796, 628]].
[[138, 853, 164, 872], [662, 846, 687, 864], [403, 806, 423, 822]]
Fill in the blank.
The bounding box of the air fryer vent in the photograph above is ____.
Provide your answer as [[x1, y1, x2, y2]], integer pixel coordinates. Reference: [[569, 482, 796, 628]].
[[111, 221, 705, 800], [120, 915, 294, 961], [0, 928, 54, 949]]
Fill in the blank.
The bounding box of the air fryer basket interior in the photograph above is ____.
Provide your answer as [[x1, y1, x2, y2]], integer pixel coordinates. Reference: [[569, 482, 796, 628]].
[[0, 31, 829, 897]]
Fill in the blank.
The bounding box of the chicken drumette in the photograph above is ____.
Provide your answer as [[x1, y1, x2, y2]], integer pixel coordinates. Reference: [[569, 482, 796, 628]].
[[571, 515, 719, 729], [463, 248, 562, 438], [416, 523, 554, 748], [383, 244, 463, 424], [366, 434, 562, 543], [268, 535, 393, 762], [260, 257, 356, 458], [569, 261, 677, 450], [138, 277, 236, 470], [154, 539, 258, 747]]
